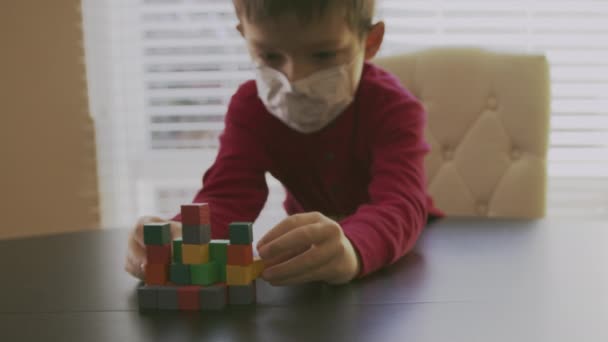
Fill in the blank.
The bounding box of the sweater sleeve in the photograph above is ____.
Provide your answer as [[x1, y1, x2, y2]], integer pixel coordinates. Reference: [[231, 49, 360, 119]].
[[340, 95, 430, 277], [172, 85, 271, 239]]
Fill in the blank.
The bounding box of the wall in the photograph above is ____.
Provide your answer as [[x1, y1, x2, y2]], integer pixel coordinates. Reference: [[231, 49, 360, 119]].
[[0, 0, 100, 239]]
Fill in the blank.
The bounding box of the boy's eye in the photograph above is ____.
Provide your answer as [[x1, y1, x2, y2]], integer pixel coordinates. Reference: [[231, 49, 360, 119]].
[[260, 52, 282, 63], [313, 51, 338, 61]]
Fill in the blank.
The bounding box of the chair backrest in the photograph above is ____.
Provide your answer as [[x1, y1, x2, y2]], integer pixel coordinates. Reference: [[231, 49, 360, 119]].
[[375, 48, 550, 218]]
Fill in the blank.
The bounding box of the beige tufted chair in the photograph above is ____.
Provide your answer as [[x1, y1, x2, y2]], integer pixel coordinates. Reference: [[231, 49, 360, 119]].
[[375, 48, 551, 219]]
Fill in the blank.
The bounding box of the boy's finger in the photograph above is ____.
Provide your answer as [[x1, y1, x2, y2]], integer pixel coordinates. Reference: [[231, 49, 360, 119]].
[[126, 249, 146, 268], [263, 245, 310, 269], [263, 241, 335, 282], [169, 221, 182, 239], [128, 233, 146, 258], [125, 255, 145, 279], [257, 212, 322, 249], [132, 226, 145, 246], [258, 222, 328, 260], [270, 258, 335, 286]]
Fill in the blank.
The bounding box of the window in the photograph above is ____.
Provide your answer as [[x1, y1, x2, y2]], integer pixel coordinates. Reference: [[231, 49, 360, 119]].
[[82, 0, 608, 228]]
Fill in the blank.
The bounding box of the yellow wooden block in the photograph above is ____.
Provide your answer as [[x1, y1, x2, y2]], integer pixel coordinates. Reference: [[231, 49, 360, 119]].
[[226, 264, 254, 286], [252, 256, 265, 279], [182, 243, 209, 264]]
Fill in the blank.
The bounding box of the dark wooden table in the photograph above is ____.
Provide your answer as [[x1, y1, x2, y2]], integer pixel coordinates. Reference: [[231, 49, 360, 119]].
[[1, 218, 606, 342]]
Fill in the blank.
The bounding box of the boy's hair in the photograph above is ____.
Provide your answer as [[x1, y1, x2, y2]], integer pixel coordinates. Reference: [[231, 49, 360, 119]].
[[233, 0, 376, 36]]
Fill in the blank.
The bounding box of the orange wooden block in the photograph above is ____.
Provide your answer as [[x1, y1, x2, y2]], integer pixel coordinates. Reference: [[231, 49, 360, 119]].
[[145, 263, 169, 285], [227, 244, 253, 266], [226, 264, 254, 286], [182, 244, 209, 265], [252, 256, 265, 279]]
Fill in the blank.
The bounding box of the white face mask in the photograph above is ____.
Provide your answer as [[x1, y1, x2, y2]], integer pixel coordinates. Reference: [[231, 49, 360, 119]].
[[255, 59, 362, 134]]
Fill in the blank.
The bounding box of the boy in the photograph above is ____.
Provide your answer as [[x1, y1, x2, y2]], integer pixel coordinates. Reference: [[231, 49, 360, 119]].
[[126, 0, 442, 286]]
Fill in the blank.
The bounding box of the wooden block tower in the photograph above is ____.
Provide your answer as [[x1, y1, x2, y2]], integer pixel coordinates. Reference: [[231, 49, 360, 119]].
[[137, 203, 265, 312], [226, 222, 265, 304]]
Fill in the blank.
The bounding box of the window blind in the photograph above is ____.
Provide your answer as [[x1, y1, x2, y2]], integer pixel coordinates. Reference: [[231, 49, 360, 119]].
[[142, 0, 249, 150], [83, 0, 608, 227], [377, 1, 608, 177]]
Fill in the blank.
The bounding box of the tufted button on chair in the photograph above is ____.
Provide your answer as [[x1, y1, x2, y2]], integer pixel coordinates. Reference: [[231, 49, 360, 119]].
[[375, 48, 551, 218]]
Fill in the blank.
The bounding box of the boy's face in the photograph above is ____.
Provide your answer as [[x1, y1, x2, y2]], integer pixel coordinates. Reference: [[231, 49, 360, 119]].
[[237, 6, 380, 86]]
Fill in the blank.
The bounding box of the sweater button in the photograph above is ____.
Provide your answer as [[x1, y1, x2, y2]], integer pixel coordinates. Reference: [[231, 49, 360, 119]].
[[325, 152, 335, 161]]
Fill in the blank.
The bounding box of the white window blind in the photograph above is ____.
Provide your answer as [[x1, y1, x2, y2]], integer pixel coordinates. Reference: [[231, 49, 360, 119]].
[[377, 1, 608, 178], [142, 1, 248, 150], [82, 0, 608, 228]]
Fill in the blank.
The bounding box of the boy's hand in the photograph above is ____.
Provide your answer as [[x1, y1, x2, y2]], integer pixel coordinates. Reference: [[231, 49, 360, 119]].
[[124, 216, 182, 279], [257, 212, 361, 286]]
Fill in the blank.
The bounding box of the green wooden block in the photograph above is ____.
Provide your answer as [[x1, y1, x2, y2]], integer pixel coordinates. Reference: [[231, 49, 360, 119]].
[[229, 222, 253, 245], [191, 262, 219, 286], [210, 240, 229, 264], [144, 223, 171, 245], [172, 239, 183, 263], [170, 263, 190, 285], [218, 263, 227, 282]]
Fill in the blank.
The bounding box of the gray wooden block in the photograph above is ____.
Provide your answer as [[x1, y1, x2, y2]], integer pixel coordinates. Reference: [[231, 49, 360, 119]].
[[157, 286, 179, 310], [137, 285, 159, 311], [228, 282, 256, 305], [200, 284, 227, 311], [183, 224, 211, 244]]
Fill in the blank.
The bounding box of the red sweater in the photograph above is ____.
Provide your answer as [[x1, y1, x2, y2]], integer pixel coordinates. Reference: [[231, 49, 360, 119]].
[[173, 62, 443, 277]]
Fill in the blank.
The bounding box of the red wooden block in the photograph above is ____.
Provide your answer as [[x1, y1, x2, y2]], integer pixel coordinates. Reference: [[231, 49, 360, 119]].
[[178, 286, 201, 311], [146, 244, 171, 264], [145, 263, 169, 285], [181, 203, 210, 225], [227, 244, 253, 266]]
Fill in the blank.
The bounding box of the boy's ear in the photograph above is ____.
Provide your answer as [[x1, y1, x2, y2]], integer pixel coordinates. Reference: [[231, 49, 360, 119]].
[[236, 22, 244, 38], [364, 21, 385, 60]]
